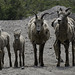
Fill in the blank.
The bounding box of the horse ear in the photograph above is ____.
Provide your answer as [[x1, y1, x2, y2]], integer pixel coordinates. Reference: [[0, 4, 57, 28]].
[[57, 11, 59, 14], [57, 11, 59, 17], [60, 8, 63, 11]]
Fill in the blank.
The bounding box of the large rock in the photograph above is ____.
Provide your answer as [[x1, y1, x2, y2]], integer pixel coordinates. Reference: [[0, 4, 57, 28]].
[[36, 5, 75, 20]]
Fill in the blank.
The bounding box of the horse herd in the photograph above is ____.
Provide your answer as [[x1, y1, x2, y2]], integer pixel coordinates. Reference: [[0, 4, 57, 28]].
[[0, 7, 75, 70]]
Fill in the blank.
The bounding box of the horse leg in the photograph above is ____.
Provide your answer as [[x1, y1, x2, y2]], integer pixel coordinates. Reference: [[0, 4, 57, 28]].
[[0, 59, 2, 70], [22, 45, 25, 67], [22, 52, 25, 67], [0, 50, 2, 70], [39, 43, 45, 67], [2, 50, 4, 65], [54, 40, 63, 62], [56, 40, 61, 67], [6, 44, 12, 67], [19, 50, 22, 67], [72, 40, 75, 66], [39, 45, 41, 64], [33, 44, 38, 66], [64, 40, 69, 67], [14, 51, 18, 67]]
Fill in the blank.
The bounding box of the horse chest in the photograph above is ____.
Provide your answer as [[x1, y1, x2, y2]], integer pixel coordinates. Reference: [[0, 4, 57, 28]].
[[59, 33, 67, 42], [33, 34, 46, 44], [57, 28, 68, 42], [14, 41, 21, 50]]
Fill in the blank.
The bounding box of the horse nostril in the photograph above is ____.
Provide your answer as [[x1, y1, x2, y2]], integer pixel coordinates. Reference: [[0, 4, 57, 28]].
[[37, 31, 40, 34]]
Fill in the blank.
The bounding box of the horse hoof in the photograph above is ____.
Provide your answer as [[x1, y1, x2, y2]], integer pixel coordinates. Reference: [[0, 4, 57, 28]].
[[65, 64, 69, 67], [14, 64, 18, 68], [57, 58, 64, 62], [10, 64, 12, 67], [21, 67, 24, 69], [34, 62, 38, 66], [60, 59, 64, 62], [0, 67, 2, 70], [72, 63, 75, 66], [40, 63, 44, 67], [57, 64, 60, 67]]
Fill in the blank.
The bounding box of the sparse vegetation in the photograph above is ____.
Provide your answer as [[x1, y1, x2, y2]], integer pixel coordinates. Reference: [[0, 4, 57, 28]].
[[0, 0, 75, 20]]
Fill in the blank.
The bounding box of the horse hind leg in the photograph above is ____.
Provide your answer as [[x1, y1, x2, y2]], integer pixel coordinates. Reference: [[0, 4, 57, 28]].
[[0, 59, 2, 70], [6, 44, 12, 67], [22, 45, 25, 67], [0, 51, 2, 70], [2, 51, 4, 66], [72, 40, 75, 66], [33, 44, 38, 66]]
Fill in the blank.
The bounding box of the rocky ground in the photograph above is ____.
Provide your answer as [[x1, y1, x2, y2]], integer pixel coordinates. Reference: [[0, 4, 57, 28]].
[[0, 6, 75, 75]]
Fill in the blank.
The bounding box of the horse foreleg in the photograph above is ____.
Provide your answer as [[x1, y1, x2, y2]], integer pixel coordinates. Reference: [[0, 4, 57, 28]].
[[33, 44, 38, 66], [14, 51, 18, 67], [64, 40, 69, 67], [56, 40, 61, 67], [22, 45, 25, 67], [72, 40, 75, 66], [6, 44, 12, 67], [0, 59, 2, 70], [54, 40, 63, 62], [39, 43, 45, 67], [2, 50, 4, 65], [19, 51, 22, 67]]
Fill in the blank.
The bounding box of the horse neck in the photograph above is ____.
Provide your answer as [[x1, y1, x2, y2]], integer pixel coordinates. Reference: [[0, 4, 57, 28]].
[[59, 18, 68, 31], [14, 39, 20, 44]]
